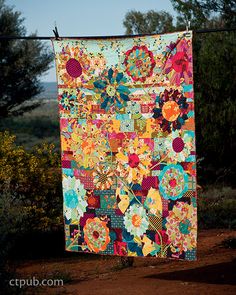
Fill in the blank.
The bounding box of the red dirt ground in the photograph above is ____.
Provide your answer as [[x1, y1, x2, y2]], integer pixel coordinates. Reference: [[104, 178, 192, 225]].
[[14, 229, 236, 295]]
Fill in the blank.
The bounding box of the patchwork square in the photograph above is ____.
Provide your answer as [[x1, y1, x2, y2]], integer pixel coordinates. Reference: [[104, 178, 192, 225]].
[[100, 193, 117, 209], [148, 215, 162, 231], [120, 119, 134, 132]]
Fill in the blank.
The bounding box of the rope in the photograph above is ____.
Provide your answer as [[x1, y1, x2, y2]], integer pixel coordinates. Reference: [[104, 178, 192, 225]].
[[0, 27, 235, 40]]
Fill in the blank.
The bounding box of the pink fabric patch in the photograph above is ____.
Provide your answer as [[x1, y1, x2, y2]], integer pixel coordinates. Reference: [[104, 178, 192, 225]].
[[66, 58, 82, 78], [172, 137, 184, 153]]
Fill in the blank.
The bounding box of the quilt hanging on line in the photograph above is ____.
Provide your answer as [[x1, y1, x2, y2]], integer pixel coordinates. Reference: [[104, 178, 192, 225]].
[[52, 30, 197, 260]]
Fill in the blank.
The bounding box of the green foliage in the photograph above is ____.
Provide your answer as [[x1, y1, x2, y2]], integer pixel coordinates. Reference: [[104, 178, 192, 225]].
[[0, 100, 60, 150], [123, 10, 175, 35], [171, 0, 210, 29], [0, 131, 62, 231], [171, 0, 236, 29], [198, 186, 236, 229], [1, 116, 59, 139], [207, 0, 236, 27], [0, 132, 62, 292], [194, 31, 236, 184], [0, 0, 53, 117], [0, 188, 28, 294]]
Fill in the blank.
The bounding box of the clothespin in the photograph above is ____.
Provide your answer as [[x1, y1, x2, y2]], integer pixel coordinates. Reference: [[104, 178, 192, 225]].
[[53, 22, 60, 40], [185, 20, 191, 37], [186, 20, 191, 32]]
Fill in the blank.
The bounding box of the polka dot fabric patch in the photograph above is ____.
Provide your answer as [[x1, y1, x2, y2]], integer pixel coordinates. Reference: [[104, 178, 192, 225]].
[[52, 30, 197, 260]]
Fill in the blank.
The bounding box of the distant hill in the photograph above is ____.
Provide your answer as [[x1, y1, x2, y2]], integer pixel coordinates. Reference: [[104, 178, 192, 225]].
[[36, 82, 57, 99]]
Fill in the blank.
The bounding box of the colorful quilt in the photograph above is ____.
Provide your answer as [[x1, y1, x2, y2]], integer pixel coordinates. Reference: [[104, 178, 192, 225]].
[[52, 31, 197, 260]]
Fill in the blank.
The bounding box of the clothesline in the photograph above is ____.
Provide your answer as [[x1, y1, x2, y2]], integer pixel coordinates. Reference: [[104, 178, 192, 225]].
[[0, 27, 235, 40]]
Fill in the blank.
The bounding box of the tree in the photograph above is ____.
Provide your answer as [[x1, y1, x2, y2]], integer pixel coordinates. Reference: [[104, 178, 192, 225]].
[[171, 0, 210, 29], [0, 0, 53, 117], [194, 31, 236, 184], [171, 0, 236, 29], [123, 10, 175, 35], [203, 0, 236, 27]]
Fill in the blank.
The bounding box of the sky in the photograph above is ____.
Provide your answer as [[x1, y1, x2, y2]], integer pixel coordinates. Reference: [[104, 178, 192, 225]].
[[6, 0, 176, 82]]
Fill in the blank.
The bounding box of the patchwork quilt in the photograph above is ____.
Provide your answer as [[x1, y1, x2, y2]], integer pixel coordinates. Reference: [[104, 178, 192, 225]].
[[52, 31, 197, 260]]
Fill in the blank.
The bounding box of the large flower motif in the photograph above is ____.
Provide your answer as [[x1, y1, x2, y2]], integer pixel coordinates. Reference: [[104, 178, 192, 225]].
[[165, 202, 197, 253], [124, 45, 155, 82], [69, 121, 108, 169], [63, 176, 87, 222], [164, 38, 192, 85], [116, 138, 152, 184], [58, 90, 82, 117], [159, 164, 188, 200], [153, 88, 189, 133], [124, 204, 149, 237], [57, 45, 90, 87], [93, 68, 130, 110], [93, 165, 114, 190], [165, 130, 194, 162], [84, 217, 110, 253]]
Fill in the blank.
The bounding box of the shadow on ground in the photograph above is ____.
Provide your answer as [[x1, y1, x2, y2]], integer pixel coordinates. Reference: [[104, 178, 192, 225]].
[[144, 259, 236, 285]]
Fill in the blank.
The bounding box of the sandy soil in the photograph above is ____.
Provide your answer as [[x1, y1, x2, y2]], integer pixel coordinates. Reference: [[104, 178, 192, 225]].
[[14, 229, 236, 295]]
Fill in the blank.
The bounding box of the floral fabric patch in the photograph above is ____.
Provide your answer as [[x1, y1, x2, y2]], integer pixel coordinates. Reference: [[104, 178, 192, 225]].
[[52, 31, 197, 260]]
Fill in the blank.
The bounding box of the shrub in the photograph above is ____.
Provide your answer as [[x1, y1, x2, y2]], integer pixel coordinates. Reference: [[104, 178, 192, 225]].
[[0, 131, 63, 291], [0, 131, 63, 231], [198, 186, 236, 229]]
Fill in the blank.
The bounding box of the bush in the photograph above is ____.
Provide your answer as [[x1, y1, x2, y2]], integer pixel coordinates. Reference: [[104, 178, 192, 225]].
[[0, 131, 63, 291], [0, 188, 28, 293], [0, 131, 63, 231], [198, 186, 236, 229]]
